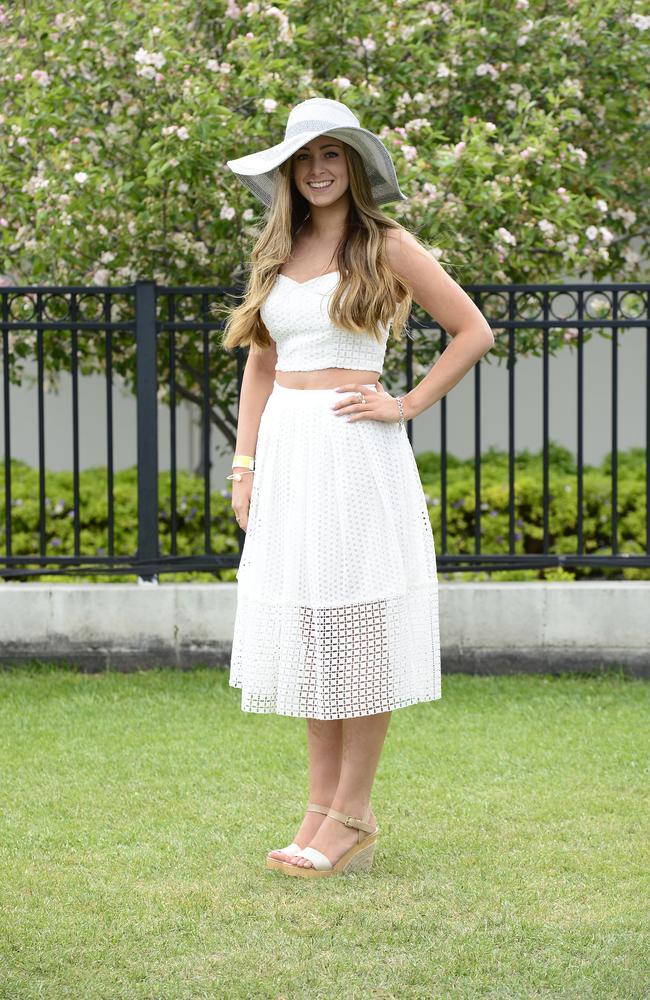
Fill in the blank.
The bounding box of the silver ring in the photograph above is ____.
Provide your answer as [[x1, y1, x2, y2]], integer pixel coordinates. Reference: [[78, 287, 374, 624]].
[[357, 392, 366, 404]]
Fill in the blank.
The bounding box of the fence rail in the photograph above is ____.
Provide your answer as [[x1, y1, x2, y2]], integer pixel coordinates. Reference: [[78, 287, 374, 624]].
[[1, 280, 648, 579]]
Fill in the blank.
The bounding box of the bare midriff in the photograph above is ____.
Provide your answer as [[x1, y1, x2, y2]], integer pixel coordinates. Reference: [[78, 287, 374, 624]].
[[275, 368, 381, 389]]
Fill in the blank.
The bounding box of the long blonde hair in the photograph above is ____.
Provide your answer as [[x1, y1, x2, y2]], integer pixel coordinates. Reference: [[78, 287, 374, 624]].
[[220, 140, 435, 357]]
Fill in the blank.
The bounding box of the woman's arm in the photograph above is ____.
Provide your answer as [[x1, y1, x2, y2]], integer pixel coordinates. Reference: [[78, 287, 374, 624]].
[[231, 340, 277, 532], [233, 341, 278, 467], [385, 228, 495, 421]]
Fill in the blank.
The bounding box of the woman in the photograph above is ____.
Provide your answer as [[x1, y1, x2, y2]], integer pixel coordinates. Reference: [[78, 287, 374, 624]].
[[222, 98, 494, 878]]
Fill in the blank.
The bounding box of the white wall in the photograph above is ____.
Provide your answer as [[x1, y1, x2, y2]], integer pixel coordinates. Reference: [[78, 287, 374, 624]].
[[407, 321, 646, 467]]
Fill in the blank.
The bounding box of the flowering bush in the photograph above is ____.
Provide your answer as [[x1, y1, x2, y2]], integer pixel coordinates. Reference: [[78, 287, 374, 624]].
[[0, 0, 647, 456], [0, 0, 647, 287]]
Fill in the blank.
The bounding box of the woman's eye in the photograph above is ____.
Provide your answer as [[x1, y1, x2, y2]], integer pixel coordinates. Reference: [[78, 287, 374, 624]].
[[296, 151, 338, 160]]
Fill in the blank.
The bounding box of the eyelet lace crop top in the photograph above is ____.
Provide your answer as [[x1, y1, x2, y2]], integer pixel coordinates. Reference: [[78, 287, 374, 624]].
[[260, 270, 390, 374]]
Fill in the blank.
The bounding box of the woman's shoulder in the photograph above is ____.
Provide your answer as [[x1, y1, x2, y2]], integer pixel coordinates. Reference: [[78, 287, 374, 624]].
[[384, 224, 424, 269], [384, 224, 448, 290]]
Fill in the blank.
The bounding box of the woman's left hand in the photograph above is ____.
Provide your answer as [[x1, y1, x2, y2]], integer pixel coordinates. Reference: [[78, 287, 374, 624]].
[[330, 381, 403, 424]]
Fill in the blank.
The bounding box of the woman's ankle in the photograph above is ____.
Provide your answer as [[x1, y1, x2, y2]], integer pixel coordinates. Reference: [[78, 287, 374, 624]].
[[330, 798, 373, 823], [308, 789, 338, 806]]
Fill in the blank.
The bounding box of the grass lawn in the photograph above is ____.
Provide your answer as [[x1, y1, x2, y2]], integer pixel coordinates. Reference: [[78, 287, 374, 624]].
[[0, 665, 647, 1000]]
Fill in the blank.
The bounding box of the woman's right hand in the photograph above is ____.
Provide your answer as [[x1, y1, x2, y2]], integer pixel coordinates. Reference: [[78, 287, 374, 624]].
[[231, 472, 254, 532]]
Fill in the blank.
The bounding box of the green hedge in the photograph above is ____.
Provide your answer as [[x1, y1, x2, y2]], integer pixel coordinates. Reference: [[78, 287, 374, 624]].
[[0, 446, 647, 582], [417, 442, 648, 582], [0, 460, 239, 584]]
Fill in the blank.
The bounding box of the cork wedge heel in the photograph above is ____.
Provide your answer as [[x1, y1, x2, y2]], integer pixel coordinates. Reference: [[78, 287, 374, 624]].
[[265, 802, 330, 870], [274, 806, 379, 878]]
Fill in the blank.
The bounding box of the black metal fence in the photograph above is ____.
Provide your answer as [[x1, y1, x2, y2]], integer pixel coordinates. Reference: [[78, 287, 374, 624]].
[[1, 280, 648, 578]]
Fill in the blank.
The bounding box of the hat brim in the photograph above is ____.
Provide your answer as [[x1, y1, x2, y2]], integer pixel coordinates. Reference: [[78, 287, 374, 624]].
[[226, 126, 408, 208]]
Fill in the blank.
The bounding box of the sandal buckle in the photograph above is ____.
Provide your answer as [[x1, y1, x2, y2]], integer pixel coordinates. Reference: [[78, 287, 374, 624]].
[[344, 816, 357, 828]]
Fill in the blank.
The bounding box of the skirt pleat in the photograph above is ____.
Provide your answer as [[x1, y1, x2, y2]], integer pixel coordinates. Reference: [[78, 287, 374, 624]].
[[229, 380, 442, 719]]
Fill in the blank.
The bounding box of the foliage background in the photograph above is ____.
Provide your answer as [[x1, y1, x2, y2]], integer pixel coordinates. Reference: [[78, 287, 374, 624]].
[[1, 0, 647, 572], [1, 0, 648, 287]]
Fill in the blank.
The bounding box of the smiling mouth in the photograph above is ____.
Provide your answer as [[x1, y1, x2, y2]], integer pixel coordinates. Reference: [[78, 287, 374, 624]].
[[307, 180, 334, 189]]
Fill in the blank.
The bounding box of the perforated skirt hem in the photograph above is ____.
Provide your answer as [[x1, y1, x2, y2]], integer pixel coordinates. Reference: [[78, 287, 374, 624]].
[[228, 680, 442, 721], [230, 580, 441, 719]]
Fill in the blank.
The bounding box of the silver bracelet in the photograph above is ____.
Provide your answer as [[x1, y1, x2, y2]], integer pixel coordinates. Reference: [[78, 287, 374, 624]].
[[226, 470, 255, 481]]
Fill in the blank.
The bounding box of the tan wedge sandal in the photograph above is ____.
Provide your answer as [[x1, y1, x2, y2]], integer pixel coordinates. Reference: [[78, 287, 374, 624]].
[[265, 803, 330, 870], [277, 806, 379, 878]]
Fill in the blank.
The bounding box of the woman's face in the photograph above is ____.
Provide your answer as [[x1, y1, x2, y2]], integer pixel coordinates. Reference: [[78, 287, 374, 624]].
[[291, 138, 349, 205]]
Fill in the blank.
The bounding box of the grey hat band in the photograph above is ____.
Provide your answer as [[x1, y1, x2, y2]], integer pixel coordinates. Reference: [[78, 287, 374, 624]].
[[285, 118, 347, 139]]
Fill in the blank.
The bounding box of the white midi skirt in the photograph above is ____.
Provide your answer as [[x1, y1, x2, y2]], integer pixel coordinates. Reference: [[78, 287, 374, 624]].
[[229, 380, 442, 720]]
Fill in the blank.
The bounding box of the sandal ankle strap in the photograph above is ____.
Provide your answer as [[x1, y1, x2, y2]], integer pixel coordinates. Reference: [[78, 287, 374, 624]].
[[306, 802, 330, 816], [327, 806, 375, 834]]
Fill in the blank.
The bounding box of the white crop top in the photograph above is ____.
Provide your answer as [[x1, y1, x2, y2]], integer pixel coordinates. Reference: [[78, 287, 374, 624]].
[[260, 270, 390, 374]]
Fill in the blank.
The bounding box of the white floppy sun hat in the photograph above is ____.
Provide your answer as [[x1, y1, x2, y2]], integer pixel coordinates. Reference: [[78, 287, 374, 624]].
[[226, 97, 408, 208]]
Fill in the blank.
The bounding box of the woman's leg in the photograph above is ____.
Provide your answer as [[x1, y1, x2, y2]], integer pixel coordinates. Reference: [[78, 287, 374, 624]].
[[267, 718, 342, 860], [290, 710, 391, 868], [306, 717, 344, 805]]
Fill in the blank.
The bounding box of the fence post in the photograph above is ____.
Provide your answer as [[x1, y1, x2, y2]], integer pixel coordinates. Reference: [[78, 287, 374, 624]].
[[135, 280, 159, 582]]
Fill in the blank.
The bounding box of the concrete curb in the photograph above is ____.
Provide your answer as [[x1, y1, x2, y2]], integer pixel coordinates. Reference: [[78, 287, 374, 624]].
[[0, 581, 648, 677]]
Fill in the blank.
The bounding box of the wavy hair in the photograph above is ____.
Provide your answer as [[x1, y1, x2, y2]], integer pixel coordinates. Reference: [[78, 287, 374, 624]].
[[220, 139, 437, 358]]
